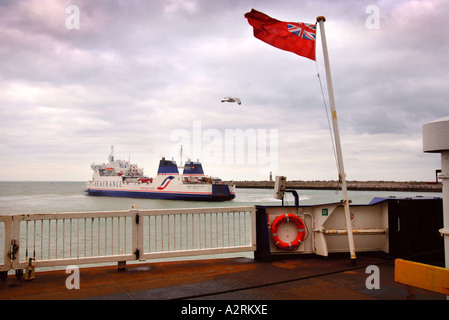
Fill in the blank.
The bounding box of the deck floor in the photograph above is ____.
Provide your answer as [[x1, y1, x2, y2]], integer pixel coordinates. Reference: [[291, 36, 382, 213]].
[[0, 253, 445, 301]]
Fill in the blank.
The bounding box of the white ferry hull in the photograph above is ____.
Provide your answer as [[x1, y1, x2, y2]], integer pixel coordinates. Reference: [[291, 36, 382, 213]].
[[85, 177, 236, 201], [85, 149, 235, 201]]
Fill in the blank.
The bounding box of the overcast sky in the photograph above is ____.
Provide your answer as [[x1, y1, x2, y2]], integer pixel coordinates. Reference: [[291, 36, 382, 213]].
[[1, 0, 447, 182]]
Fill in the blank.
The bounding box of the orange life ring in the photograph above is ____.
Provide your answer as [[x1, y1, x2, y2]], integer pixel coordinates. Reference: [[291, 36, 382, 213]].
[[270, 214, 306, 250]]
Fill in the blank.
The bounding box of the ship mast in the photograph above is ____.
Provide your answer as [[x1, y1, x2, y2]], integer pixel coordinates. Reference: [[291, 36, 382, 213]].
[[178, 145, 184, 169], [317, 17, 356, 263], [109, 145, 115, 162]]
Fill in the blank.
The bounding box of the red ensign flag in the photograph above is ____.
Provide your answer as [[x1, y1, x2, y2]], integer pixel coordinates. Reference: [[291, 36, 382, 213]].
[[244, 9, 316, 61]]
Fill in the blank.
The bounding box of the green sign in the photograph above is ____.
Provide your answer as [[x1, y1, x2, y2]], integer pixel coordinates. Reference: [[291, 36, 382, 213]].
[[322, 208, 328, 216]]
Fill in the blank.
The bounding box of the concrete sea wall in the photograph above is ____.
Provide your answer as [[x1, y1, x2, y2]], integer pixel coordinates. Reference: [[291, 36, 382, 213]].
[[228, 180, 442, 192]]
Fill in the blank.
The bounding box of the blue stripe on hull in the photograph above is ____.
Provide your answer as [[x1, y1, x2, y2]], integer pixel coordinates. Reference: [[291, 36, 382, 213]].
[[85, 189, 235, 201]]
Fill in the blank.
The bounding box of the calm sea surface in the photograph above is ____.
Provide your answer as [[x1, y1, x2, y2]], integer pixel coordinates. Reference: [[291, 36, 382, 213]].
[[0, 181, 443, 215]]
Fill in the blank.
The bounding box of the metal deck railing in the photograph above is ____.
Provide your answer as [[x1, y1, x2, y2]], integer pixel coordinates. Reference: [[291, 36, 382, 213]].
[[0, 206, 256, 275]]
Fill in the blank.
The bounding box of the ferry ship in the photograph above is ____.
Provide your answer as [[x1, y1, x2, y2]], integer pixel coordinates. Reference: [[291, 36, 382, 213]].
[[85, 147, 236, 201]]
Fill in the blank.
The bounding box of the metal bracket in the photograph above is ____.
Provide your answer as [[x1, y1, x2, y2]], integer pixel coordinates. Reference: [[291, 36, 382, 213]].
[[24, 258, 35, 281], [8, 239, 19, 260]]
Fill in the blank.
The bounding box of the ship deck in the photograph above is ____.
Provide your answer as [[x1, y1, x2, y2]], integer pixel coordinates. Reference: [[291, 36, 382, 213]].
[[1, 253, 445, 302]]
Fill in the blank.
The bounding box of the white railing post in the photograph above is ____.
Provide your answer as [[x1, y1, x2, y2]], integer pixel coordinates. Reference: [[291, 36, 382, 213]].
[[11, 215, 21, 271], [250, 207, 257, 248], [130, 208, 142, 261], [0, 216, 13, 273]]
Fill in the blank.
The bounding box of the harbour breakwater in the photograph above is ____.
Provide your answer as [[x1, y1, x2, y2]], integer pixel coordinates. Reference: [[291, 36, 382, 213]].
[[228, 180, 442, 192]]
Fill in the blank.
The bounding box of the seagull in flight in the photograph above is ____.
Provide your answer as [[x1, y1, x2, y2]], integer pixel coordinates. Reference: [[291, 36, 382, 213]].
[[221, 97, 241, 105]]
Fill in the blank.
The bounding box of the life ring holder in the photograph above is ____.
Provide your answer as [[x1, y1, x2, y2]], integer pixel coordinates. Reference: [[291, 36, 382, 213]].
[[270, 213, 306, 250]]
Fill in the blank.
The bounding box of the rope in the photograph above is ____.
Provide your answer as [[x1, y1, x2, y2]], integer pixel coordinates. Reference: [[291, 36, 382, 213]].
[[315, 62, 340, 192]]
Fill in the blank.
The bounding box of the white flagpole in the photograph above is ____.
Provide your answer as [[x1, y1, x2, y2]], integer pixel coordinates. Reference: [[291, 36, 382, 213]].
[[316, 16, 356, 263]]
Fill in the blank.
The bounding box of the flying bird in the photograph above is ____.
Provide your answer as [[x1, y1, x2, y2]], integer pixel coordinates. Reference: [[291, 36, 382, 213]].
[[221, 97, 241, 105]]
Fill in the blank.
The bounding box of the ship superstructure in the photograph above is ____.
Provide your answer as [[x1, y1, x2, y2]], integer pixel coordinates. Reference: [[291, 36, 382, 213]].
[[85, 147, 235, 201]]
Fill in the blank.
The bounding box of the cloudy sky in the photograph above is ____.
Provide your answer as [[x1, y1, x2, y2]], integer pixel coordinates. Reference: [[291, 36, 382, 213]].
[[1, 0, 448, 182]]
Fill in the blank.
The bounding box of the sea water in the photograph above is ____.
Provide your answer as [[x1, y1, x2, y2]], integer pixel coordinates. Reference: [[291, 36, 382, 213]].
[[0, 181, 442, 215]]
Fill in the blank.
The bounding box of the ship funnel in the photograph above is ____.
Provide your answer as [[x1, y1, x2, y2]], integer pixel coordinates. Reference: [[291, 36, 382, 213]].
[[157, 158, 179, 175], [183, 160, 204, 176]]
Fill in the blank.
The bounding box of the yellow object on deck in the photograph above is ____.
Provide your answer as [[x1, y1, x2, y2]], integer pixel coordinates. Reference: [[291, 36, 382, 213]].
[[394, 259, 449, 295]]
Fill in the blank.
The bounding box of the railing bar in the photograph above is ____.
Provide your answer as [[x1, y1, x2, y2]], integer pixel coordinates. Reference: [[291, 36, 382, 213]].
[[124, 217, 127, 254], [155, 215, 158, 252], [154, 216, 158, 252], [244, 212, 247, 246], [203, 214, 206, 249], [69, 218, 72, 259], [168, 215, 170, 252], [199, 214, 201, 250], [233, 212, 236, 247], [104, 217, 107, 256], [235, 212, 238, 247], [62, 219, 65, 259], [209, 213, 212, 249], [198, 213, 202, 249], [237, 211, 242, 246], [112, 217, 116, 254], [84, 218, 86, 258], [184, 214, 187, 251], [206, 214, 208, 249], [177, 214, 180, 251], [235, 212, 239, 247], [121, 216, 124, 255], [117, 216, 121, 255], [177, 214, 179, 251], [221, 212, 224, 248], [185, 214, 188, 251], [77, 219, 80, 259], [189, 214, 192, 250], [55, 219, 58, 260], [211, 213, 214, 249], [25, 220, 29, 261], [116, 217, 118, 255], [227, 212, 230, 248], [215, 213, 218, 248], [149, 216, 152, 253], [97, 218, 100, 257], [111, 217, 114, 257], [241, 212, 243, 246], [173, 215, 175, 252], [191, 214, 194, 251], [116, 217, 119, 255], [48, 220, 51, 260], [202, 214, 205, 249], [91, 218, 94, 257], [33, 220, 36, 259], [153, 216, 156, 252], [184, 215, 189, 250], [161, 215, 164, 252]]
